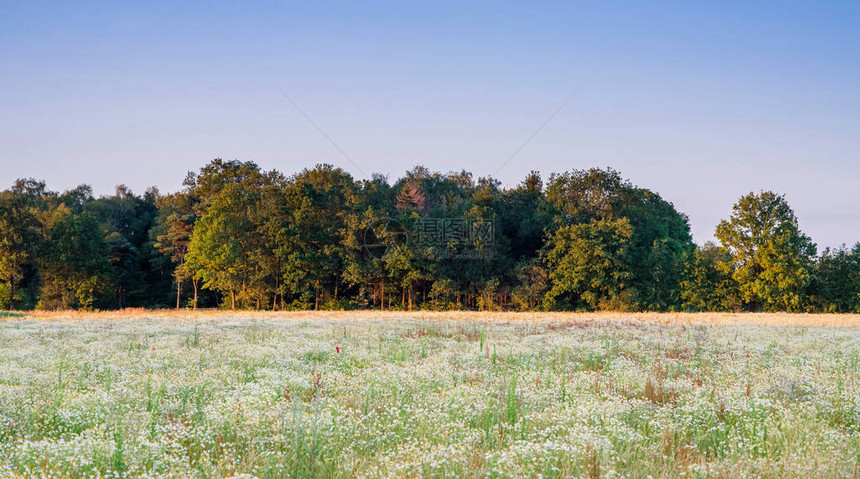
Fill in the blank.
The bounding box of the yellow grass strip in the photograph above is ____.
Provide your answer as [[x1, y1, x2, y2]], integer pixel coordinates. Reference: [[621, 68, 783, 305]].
[[9, 309, 860, 327]]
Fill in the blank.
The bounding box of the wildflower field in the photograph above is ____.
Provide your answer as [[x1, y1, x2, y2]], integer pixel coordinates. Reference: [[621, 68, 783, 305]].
[[1, 311, 860, 478]]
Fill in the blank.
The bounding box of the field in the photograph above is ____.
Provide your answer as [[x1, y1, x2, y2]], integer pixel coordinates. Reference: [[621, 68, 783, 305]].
[[1, 311, 860, 478]]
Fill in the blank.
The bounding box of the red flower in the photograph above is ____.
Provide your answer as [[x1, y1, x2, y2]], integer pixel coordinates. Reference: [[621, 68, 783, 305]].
[[335, 346, 340, 353]]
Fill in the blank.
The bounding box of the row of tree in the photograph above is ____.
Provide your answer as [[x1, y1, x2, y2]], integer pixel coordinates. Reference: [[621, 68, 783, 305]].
[[0, 160, 857, 312]]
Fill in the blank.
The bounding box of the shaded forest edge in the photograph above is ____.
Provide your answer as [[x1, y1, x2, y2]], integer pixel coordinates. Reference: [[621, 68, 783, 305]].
[[1, 160, 857, 313]]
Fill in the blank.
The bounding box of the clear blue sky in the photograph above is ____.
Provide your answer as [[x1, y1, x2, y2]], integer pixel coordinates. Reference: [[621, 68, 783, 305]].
[[1, 1, 858, 248]]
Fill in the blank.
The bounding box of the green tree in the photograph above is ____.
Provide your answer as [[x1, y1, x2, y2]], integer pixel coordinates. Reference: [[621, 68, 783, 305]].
[[0, 190, 41, 309], [680, 242, 741, 311], [183, 159, 264, 214], [181, 159, 267, 308], [87, 185, 159, 308], [545, 168, 694, 310], [38, 210, 111, 310], [279, 165, 356, 309], [343, 176, 401, 309], [715, 191, 816, 312], [510, 259, 549, 310], [499, 171, 553, 262], [185, 183, 257, 309], [810, 244, 860, 312], [152, 191, 198, 308], [104, 233, 140, 309], [543, 218, 633, 310], [252, 171, 292, 310], [5, 163, 851, 313]]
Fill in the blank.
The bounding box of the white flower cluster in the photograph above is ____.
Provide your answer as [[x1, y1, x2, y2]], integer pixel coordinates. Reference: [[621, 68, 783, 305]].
[[0, 316, 858, 477]]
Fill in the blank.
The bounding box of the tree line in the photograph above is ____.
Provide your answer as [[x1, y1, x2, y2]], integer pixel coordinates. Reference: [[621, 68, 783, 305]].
[[1, 159, 857, 312]]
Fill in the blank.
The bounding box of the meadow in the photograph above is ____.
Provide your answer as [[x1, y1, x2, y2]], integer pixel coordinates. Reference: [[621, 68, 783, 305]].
[[1, 311, 859, 478]]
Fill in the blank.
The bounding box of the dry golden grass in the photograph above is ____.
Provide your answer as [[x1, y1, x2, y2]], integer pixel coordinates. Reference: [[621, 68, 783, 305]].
[[12, 308, 860, 327]]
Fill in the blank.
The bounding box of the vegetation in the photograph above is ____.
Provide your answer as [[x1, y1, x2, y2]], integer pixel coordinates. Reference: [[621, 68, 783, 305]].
[[2, 311, 860, 477], [1, 160, 858, 312]]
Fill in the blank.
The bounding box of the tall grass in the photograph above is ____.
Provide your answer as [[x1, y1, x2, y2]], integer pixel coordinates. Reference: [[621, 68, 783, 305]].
[[0, 311, 859, 477]]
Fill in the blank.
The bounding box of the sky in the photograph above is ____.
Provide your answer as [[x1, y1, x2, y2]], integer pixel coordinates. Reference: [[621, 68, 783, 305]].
[[1, 1, 858, 248]]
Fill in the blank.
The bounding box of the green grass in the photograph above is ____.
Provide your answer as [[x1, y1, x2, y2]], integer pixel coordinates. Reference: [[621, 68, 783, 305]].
[[0, 314, 859, 477]]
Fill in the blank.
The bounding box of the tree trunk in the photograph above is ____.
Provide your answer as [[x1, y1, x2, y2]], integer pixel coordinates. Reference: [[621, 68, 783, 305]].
[[276, 259, 282, 310], [230, 290, 236, 310], [8, 278, 14, 311], [192, 278, 199, 310], [176, 280, 182, 309]]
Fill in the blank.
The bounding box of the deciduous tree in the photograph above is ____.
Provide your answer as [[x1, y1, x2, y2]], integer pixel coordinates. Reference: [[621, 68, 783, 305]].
[[543, 218, 633, 310], [715, 191, 816, 312]]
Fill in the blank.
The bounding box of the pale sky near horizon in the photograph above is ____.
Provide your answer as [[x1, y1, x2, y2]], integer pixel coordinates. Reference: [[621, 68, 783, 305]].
[[1, 1, 858, 248]]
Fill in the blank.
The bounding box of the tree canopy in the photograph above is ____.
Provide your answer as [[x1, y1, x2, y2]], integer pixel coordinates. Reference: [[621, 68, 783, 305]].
[[715, 191, 816, 312], [0, 160, 856, 312]]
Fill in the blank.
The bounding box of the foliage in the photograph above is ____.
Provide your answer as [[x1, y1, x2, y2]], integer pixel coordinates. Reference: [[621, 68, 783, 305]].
[[186, 183, 258, 309], [38, 210, 111, 310], [1, 161, 856, 312], [715, 191, 816, 312], [681, 242, 742, 311], [810, 244, 860, 312], [0, 188, 41, 309], [543, 218, 634, 310], [546, 168, 694, 310], [152, 191, 197, 307]]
